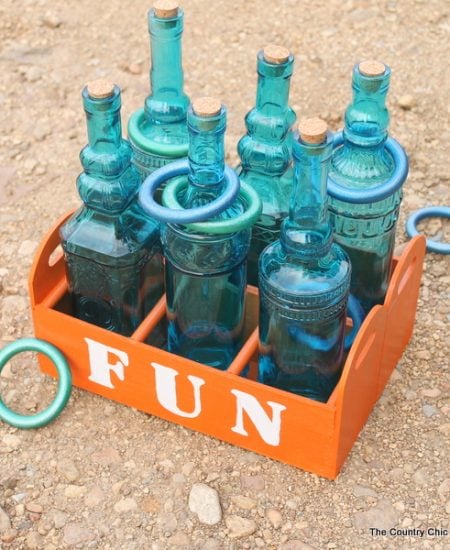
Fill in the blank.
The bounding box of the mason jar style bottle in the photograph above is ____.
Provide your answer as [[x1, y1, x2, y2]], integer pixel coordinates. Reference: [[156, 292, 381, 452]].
[[259, 119, 351, 402], [236, 45, 296, 286], [128, 0, 190, 180], [60, 80, 164, 336], [328, 61, 407, 315], [161, 98, 252, 370]]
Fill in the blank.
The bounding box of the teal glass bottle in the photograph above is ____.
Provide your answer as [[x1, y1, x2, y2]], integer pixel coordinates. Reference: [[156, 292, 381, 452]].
[[60, 80, 164, 336], [258, 119, 351, 402], [128, 1, 189, 180], [236, 44, 296, 287], [161, 98, 251, 370], [328, 61, 402, 315]]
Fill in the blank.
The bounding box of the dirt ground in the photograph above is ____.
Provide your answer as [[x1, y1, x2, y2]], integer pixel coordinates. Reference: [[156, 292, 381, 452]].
[[0, 0, 449, 548]]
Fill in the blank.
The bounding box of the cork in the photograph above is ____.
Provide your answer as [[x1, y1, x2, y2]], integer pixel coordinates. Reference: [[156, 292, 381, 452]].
[[298, 118, 328, 144], [359, 60, 386, 77], [153, 0, 179, 18], [192, 97, 222, 118], [86, 79, 115, 99], [263, 44, 290, 64]]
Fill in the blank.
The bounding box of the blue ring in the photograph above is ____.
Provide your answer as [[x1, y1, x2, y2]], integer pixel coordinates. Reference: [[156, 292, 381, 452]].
[[139, 159, 240, 224], [327, 132, 409, 204], [405, 206, 450, 255]]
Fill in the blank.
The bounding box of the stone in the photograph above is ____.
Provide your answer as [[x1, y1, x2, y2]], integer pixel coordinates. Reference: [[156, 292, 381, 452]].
[[240, 474, 265, 492], [188, 483, 222, 525], [438, 479, 450, 501], [26, 531, 43, 549], [113, 498, 138, 513], [2, 433, 22, 451], [181, 462, 195, 476], [63, 523, 95, 546], [397, 95, 417, 110], [231, 495, 257, 510], [43, 12, 62, 28], [64, 485, 87, 498], [225, 515, 257, 538], [412, 468, 428, 485], [52, 510, 67, 529], [168, 531, 191, 546], [280, 540, 316, 549], [57, 459, 79, 482], [266, 508, 283, 529], [1, 528, 17, 543], [353, 485, 379, 498], [422, 405, 438, 417], [157, 512, 177, 533], [141, 495, 161, 513], [421, 388, 441, 398], [90, 447, 120, 465], [0, 505, 11, 533], [84, 486, 104, 508], [25, 502, 43, 514], [417, 350, 431, 360], [353, 500, 400, 531]]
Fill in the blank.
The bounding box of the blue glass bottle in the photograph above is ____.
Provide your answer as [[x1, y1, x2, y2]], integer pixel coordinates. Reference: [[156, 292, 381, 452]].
[[328, 61, 402, 315], [60, 80, 164, 336], [236, 45, 296, 287], [258, 119, 351, 402], [128, 1, 189, 180], [161, 98, 251, 370]]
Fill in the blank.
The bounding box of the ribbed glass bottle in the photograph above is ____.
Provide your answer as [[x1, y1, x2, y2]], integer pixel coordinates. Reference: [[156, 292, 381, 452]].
[[236, 45, 296, 287], [258, 119, 351, 402], [161, 98, 251, 370], [128, 1, 189, 180], [60, 80, 164, 336], [328, 61, 401, 314]]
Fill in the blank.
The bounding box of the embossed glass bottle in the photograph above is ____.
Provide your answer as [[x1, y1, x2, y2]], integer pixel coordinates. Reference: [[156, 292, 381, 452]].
[[236, 45, 296, 287], [128, 1, 189, 180], [161, 98, 251, 370], [328, 61, 402, 314], [60, 80, 164, 336], [259, 119, 351, 402]]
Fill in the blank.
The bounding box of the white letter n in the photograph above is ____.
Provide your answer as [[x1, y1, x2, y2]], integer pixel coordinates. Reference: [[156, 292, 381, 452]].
[[151, 362, 205, 419], [231, 389, 286, 447]]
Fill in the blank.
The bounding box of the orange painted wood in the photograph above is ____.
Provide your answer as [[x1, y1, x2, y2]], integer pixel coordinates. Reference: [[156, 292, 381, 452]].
[[28, 213, 426, 479]]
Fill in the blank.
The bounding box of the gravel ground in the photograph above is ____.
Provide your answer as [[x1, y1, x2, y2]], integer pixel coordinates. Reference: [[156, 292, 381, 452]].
[[0, 0, 449, 548]]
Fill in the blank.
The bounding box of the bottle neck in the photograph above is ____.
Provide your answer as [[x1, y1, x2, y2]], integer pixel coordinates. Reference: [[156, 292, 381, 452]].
[[84, 90, 122, 154], [255, 53, 293, 116], [145, 9, 187, 123], [343, 64, 391, 147], [281, 133, 333, 260]]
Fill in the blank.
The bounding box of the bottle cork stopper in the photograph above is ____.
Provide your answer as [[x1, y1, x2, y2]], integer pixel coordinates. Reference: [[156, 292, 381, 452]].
[[263, 44, 290, 64], [86, 79, 115, 99], [192, 97, 222, 118], [153, 0, 179, 18], [359, 60, 386, 77], [298, 118, 328, 144]]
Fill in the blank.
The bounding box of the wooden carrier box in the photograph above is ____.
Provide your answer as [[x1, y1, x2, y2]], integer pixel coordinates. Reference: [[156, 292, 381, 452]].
[[29, 213, 426, 479]]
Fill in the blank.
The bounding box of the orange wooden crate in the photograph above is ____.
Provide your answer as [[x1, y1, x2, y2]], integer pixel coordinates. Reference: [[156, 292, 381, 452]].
[[29, 212, 426, 479]]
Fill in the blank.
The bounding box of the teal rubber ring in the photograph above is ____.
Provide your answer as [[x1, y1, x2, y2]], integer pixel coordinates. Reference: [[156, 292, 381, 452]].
[[0, 338, 72, 429], [162, 179, 263, 234]]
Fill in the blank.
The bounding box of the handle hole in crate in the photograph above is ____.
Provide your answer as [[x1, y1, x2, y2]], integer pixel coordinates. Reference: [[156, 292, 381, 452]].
[[354, 332, 376, 372], [48, 244, 64, 267], [398, 256, 417, 295]]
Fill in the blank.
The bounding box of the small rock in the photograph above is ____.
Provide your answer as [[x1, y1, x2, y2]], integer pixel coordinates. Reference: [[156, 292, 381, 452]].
[[417, 350, 431, 360], [90, 447, 120, 465], [63, 523, 95, 546], [25, 502, 43, 514], [398, 95, 416, 110], [2, 434, 21, 451], [157, 512, 177, 533], [422, 404, 438, 417], [168, 531, 191, 546], [353, 485, 379, 498], [113, 498, 138, 513], [231, 495, 257, 510], [353, 500, 399, 531], [421, 388, 441, 398], [43, 12, 62, 28], [438, 479, 450, 501], [188, 483, 222, 526], [84, 487, 104, 508], [141, 495, 161, 513], [446, 502, 450, 515], [64, 485, 87, 498], [26, 531, 43, 549], [393, 501, 405, 512], [18, 240, 38, 256], [266, 508, 282, 529], [280, 541, 316, 550], [1, 528, 17, 543], [240, 474, 265, 492], [181, 462, 195, 476], [33, 125, 50, 142], [52, 510, 67, 529], [0, 505, 11, 533], [412, 468, 428, 485], [202, 539, 221, 550], [225, 515, 257, 538], [57, 459, 79, 483]]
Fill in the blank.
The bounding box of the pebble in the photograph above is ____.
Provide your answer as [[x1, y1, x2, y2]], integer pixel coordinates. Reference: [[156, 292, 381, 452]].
[[18, 240, 38, 256], [417, 350, 431, 360], [57, 459, 80, 483], [422, 404, 438, 417], [113, 498, 138, 513], [52, 510, 67, 529], [90, 447, 121, 465], [398, 94, 417, 110], [353, 500, 400, 530], [84, 486, 104, 508], [181, 462, 195, 476], [438, 479, 450, 501], [0, 505, 11, 533], [156, 512, 177, 533], [231, 495, 257, 510], [280, 540, 316, 550], [266, 508, 283, 529], [421, 388, 441, 398], [43, 12, 62, 28], [26, 531, 43, 549], [240, 474, 265, 492], [63, 523, 95, 546], [1, 528, 17, 543], [225, 515, 257, 538], [141, 495, 161, 513], [64, 485, 87, 498], [188, 483, 222, 525], [2, 433, 22, 451], [353, 485, 379, 498], [412, 468, 428, 485], [168, 531, 191, 546], [25, 502, 43, 514]]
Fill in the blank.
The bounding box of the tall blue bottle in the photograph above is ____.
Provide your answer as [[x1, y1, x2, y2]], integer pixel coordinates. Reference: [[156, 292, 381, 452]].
[[236, 45, 296, 286], [328, 61, 402, 314], [128, 1, 189, 180], [60, 80, 164, 336], [161, 98, 251, 370], [258, 119, 351, 402]]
